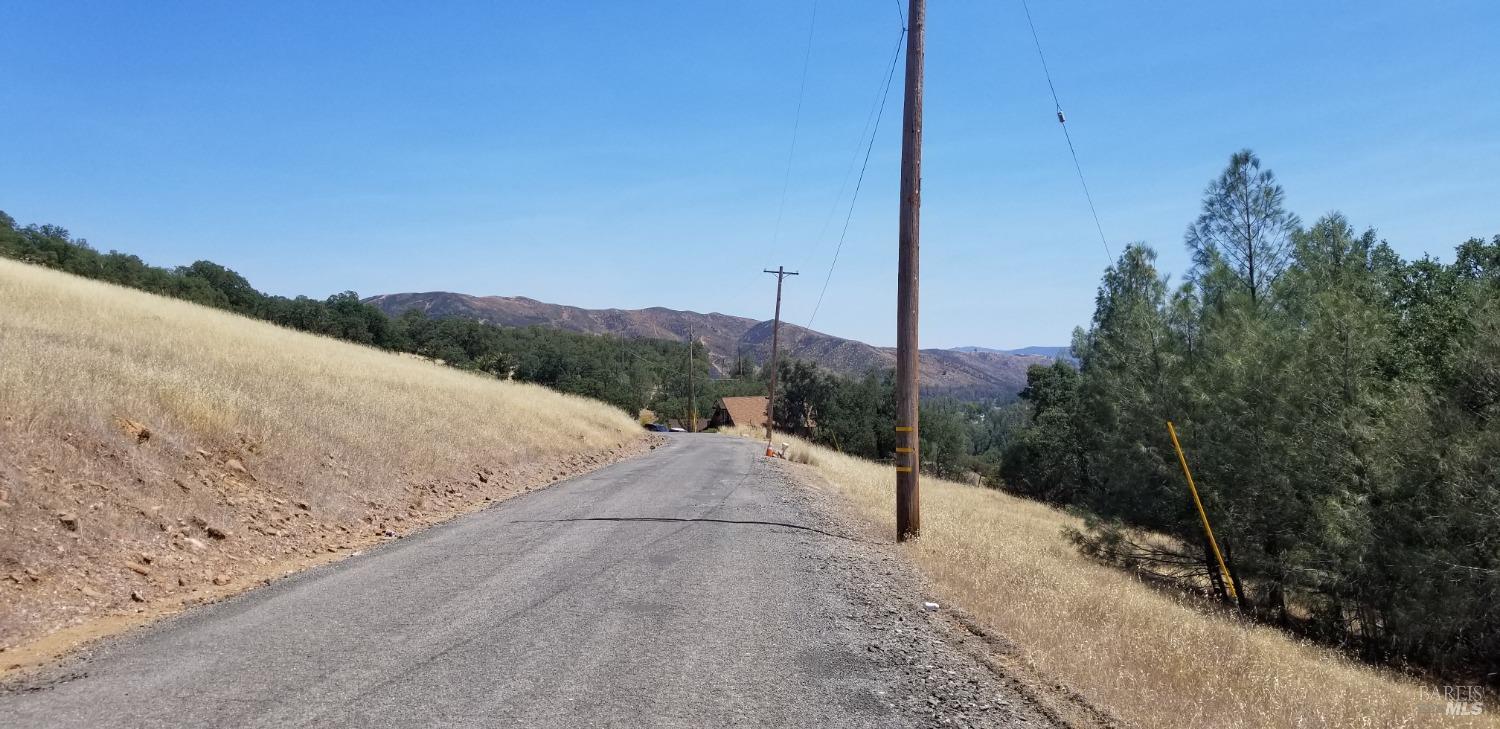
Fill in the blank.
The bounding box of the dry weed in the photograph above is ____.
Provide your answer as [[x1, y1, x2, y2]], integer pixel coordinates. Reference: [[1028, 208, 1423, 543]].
[[738, 428, 1495, 729]]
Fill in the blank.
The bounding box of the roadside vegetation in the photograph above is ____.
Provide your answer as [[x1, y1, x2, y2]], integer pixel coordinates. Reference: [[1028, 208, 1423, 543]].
[[760, 151, 1498, 687], [999, 151, 1499, 684], [0, 258, 642, 657], [767, 359, 1023, 482], [748, 428, 1494, 728]]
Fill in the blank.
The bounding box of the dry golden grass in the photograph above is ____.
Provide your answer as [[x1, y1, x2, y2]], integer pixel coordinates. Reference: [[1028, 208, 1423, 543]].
[[0, 258, 638, 475], [737, 428, 1496, 729], [0, 259, 643, 653]]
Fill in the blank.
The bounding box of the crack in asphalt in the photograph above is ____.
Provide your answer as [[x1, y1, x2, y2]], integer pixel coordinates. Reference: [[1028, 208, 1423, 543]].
[[505, 516, 868, 543]]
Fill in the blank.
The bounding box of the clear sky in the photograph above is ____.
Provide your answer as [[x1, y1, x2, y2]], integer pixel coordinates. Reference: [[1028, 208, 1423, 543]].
[[3, 2, 1497, 349]]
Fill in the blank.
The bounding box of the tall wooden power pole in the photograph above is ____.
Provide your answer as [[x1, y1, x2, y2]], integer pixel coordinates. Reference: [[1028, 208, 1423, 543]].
[[762, 266, 798, 450], [895, 0, 925, 541], [686, 324, 696, 433]]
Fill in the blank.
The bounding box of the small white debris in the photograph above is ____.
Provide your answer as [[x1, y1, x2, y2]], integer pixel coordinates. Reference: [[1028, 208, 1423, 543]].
[[922, 601, 940, 612]]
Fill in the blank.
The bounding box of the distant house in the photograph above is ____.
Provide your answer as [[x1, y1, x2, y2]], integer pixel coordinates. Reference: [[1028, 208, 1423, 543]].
[[708, 396, 769, 431]]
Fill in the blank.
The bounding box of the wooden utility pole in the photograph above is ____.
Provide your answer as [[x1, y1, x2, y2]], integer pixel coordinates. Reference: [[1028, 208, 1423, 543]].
[[762, 266, 798, 450], [686, 324, 697, 433], [894, 0, 924, 542]]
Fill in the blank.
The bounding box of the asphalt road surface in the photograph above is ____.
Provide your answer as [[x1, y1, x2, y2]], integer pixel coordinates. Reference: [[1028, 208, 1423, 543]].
[[3, 436, 1050, 728]]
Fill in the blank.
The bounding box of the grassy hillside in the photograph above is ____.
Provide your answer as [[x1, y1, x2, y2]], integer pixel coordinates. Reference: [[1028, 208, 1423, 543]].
[[743, 428, 1496, 729], [0, 259, 643, 657]]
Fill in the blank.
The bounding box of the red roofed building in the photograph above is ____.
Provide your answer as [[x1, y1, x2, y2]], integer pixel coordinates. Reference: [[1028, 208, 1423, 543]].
[[708, 396, 769, 431]]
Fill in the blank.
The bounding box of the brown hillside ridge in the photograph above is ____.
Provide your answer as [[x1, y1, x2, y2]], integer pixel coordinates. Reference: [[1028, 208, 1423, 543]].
[[365, 291, 1055, 400], [0, 259, 658, 676], [365, 292, 759, 376]]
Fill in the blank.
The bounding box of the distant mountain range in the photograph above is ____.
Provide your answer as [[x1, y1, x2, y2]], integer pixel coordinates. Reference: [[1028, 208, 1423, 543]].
[[954, 345, 1077, 363], [365, 292, 1069, 400]]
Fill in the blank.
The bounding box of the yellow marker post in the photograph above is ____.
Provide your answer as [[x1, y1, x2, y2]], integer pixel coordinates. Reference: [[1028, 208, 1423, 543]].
[[1167, 421, 1238, 602]]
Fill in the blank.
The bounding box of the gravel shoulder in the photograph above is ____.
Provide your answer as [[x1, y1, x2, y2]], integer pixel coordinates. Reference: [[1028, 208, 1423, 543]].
[[778, 456, 1119, 729], [3, 435, 1062, 728], [773, 455, 1104, 729]]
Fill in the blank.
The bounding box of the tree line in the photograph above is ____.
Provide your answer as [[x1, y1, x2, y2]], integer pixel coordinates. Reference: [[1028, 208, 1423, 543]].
[[998, 151, 1498, 682], [769, 358, 1024, 481], [0, 210, 729, 419]]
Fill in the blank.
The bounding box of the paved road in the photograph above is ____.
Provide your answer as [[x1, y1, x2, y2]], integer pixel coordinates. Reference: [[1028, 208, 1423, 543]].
[[3, 436, 1045, 728]]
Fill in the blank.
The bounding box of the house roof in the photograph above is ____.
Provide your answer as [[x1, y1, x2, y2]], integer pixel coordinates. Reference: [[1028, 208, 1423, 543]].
[[717, 396, 769, 429]]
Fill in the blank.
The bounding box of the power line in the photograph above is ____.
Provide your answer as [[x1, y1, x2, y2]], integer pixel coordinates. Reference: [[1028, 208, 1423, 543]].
[[1020, 0, 1113, 263], [806, 23, 896, 264], [806, 25, 906, 329], [769, 0, 820, 252]]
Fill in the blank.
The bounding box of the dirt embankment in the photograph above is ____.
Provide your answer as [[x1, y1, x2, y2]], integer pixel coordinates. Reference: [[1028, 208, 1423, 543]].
[[2, 259, 654, 675], [0, 419, 661, 674]]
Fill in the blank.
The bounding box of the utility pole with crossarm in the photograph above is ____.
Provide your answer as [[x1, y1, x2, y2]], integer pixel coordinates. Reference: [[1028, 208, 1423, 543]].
[[762, 266, 798, 453]]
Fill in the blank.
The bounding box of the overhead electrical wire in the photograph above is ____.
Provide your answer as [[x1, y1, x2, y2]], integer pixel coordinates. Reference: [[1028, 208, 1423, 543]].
[[806, 21, 899, 266], [768, 0, 820, 252], [1020, 0, 1113, 263], [805, 24, 907, 330]]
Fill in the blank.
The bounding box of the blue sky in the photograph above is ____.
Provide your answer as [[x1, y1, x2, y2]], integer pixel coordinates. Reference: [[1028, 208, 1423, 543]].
[[3, 2, 1497, 349]]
